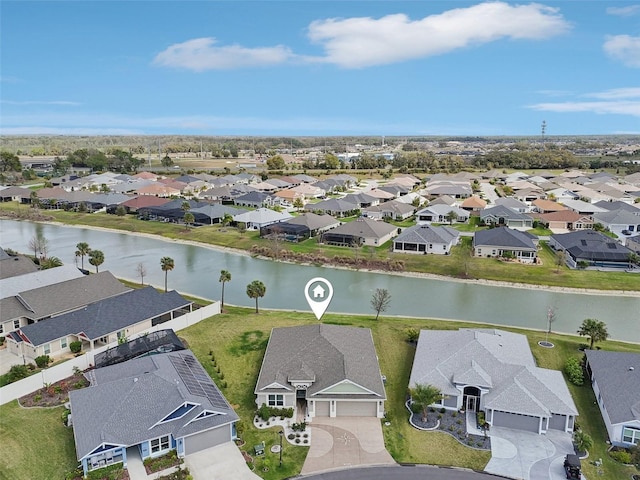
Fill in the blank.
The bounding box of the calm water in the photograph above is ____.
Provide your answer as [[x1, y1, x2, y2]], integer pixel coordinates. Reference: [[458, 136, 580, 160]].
[[1, 219, 638, 342]]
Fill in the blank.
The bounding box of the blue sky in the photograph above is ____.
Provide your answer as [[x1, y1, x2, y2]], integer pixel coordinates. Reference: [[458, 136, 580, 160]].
[[1, 1, 639, 136]]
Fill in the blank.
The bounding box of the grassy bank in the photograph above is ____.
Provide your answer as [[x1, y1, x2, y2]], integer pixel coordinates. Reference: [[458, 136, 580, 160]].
[[1, 307, 638, 479], [2, 202, 639, 292]]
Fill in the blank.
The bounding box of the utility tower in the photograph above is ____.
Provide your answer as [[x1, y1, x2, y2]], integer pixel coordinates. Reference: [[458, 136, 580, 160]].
[[541, 120, 547, 147]]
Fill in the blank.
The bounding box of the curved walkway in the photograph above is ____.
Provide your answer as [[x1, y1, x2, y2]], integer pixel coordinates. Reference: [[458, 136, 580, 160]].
[[301, 417, 395, 475]]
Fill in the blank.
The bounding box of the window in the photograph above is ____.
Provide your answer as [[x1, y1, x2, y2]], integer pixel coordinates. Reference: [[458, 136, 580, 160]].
[[13, 319, 20, 330], [622, 427, 640, 445], [0, 324, 3, 334], [61, 338, 67, 349], [150, 435, 171, 454], [268, 394, 284, 407], [44, 344, 51, 355]]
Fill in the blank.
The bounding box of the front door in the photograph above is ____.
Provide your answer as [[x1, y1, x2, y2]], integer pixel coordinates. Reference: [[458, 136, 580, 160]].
[[466, 396, 478, 412]]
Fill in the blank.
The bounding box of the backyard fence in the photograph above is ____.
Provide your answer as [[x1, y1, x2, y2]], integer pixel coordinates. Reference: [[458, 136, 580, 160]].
[[0, 302, 220, 405]]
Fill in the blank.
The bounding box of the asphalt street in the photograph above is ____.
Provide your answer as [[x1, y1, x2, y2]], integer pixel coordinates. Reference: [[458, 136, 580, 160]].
[[300, 465, 508, 480]]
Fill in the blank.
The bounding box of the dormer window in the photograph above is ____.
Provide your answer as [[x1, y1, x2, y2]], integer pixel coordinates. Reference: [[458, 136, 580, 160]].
[[160, 403, 197, 423]]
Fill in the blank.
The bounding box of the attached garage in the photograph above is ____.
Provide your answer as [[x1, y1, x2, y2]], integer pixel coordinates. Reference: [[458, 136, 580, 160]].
[[336, 401, 378, 417], [314, 401, 330, 417], [184, 426, 231, 455], [548, 414, 568, 431], [491, 411, 539, 433]]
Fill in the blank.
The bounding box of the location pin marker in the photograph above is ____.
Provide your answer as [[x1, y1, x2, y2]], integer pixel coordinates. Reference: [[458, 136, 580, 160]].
[[304, 277, 334, 321]]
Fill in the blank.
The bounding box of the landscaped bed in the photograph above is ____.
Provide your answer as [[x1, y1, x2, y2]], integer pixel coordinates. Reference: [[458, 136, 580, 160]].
[[18, 371, 89, 407]]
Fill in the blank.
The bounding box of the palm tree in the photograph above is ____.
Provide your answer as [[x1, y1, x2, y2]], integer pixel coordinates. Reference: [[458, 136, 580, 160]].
[[577, 318, 609, 349], [75, 242, 91, 270], [410, 383, 442, 422], [246, 280, 266, 314], [160, 256, 175, 292], [88, 249, 104, 273], [219, 270, 231, 312], [573, 430, 593, 455]]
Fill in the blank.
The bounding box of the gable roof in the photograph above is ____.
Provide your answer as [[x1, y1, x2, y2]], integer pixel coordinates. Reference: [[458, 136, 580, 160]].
[[233, 207, 292, 224], [70, 350, 238, 461], [0, 265, 84, 299], [473, 227, 537, 250], [410, 329, 577, 417], [0, 251, 39, 280], [551, 230, 632, 262], [480, 205, 532, 221], [326, 217, 397, 239], [585, 350, 640, 425], [395, 224, 459, 245], [16, 287, 191, 346], [255, 324, 385, 399], [284, 213, 340, 230]]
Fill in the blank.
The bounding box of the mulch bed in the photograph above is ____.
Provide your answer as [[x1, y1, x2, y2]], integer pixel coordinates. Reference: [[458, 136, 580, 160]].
[[19, 372, 89, 407], [409, 407, 491, 450]]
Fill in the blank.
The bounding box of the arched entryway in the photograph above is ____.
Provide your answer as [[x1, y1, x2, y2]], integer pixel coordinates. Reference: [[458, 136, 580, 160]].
[[463, 386, 481, 412]]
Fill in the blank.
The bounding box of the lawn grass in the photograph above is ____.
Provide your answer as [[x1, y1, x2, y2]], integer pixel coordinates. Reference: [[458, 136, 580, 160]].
[[0, 402, 77, 480], [1, 308, 639, 480], [2, 202, 639, 291]]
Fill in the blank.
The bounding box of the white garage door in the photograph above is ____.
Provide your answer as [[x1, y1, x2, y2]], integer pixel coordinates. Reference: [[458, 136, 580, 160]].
[[184, 426, 230, 455], [315, 401, 330, 417], [492, 411, 539, 433], [336, 401, 377, 417]]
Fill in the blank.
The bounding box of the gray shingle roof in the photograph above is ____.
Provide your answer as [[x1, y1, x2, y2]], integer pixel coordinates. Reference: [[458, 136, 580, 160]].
[[70, 350, 238, 460], [284, 213, 340, 231], [324, 217, 397, 239], [0, 271, 130, 323], [409, 329, 577, 417], [473, 227, 537, 250], [17, 287, 190, 346], [585, 350, 640, 424], [0, 252, 39, 280], [395, 225, 459, 245], [255, 324, 385, 399], [551, 230, 633, 262], [0, 265, 84, 299], [480, 204, 533, 221]]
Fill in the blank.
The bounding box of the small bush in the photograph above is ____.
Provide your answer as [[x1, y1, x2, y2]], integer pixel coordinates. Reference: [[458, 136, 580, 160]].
[[564, 357, 584, 385], [456, 419, 463, 425], [609, 450, 631, 464], [69, 341, 82, 354], [35, 355, 51, 369], [451, 411, 457, 417], [288, 433, 295, 440], [406, 328, 420, 343], [440, 407, 446, 414], [295, 438, 301, 444], [448, 425, 455, 431]]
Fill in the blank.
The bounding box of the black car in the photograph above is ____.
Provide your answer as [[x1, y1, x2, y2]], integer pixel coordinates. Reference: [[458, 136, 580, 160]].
[[621, 229, 632, 235], [564, 454, 581, 479]]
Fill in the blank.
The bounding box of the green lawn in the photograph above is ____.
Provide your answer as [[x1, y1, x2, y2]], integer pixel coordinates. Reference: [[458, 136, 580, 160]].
[[1, 308, 639, 480], [0, 402, 77, 480], [2, 202, 639, 291]]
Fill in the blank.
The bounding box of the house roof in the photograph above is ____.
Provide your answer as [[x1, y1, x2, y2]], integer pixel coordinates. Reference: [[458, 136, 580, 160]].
[[309, 198, 358, 213], [0, 264, 84, 299], [325, 217, 397, 240], [363, 200, 415, 216], [593, 209, 640, 226], [585, 350, 640, 425], [395, 224, 459, 245], [284, 213, 340, 231], [0, 271, 130, 323], [0, 251, 39, 280], [532, 199, 567, 212], [480, 205, 532, 221], [551, 230, 633, 262], [561, 199, 608, 213], [235, 191, 273, 203], [495, 197, 528, 210], [473, 227, 537, 250], [461, 196, 487, 209], [534, 210, 592, 223], [16, 286, 190, 346], [417, 204, 468, 218], [233, 207, 292, 224], [70, 350, 238, 461], [255, 324, 385, 400], [409, 329, 578, 417], [120, 195, 171, 209]]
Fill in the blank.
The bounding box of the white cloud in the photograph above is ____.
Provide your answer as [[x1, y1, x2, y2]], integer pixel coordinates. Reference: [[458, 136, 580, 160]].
[[528, 88, 640, 116], [154, 2, 570, 71], [153, 37, 294, 71], [306, 2, 571, 68], [606, 5, 640, 16], [1, 100, 81, 106], [603, 35, 640, 67]]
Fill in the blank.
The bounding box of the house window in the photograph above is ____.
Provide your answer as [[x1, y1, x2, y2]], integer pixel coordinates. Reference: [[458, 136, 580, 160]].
[[622, 427, 640, 445], [0, 324, 3, 334], [13, 319, 20, 330], [44, 344, 51, 355], [61, 338, 67, 349], [150, 435, 171, 454], [268, 394, 284, 407]]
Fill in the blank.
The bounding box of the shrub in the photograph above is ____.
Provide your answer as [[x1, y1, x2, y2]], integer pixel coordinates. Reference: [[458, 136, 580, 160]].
[[564, 357, 584, 385], [6, 364, 29, 383], [609, 449, 631, 464], [630, 445, 640, 467], [288, 433, 295, 440], [451, 411, 457, 417], [0, 336, 4, 346], [456, 419, 463, 425], [69, 341, 82, 354], [35, 355, 51, 369], [440, 407, 446, 414], [62, 408, 70, 425], [406, 328, 420, 343]]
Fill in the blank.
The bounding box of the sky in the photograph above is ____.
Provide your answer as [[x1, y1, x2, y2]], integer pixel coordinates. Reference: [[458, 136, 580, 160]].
[[1, 1, 639, 137]]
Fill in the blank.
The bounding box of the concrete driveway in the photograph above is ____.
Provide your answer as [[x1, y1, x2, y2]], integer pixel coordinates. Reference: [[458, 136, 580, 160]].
[[485, 427, 575, 480], [301, 417, 395, 475], [184, 442, 261, 480]]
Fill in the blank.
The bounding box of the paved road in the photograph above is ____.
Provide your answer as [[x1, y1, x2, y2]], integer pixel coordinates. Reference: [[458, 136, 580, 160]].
[[299, 465, 507, 480]]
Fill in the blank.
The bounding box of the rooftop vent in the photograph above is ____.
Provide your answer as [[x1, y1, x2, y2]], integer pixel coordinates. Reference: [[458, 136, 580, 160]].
[[630, 367, 635, 371]]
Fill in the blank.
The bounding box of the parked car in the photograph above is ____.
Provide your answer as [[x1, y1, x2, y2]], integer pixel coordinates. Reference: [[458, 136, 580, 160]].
[[564, 454, 581, 479], [621, 229, 632, 235]]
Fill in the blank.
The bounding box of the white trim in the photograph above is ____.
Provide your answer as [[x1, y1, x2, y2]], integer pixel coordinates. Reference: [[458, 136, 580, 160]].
[[260, 382, 291, 391], [312, 379, 380, 396]]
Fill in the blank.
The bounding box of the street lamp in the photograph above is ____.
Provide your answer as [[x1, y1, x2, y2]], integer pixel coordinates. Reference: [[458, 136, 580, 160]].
[[278, 430, 284, 467]]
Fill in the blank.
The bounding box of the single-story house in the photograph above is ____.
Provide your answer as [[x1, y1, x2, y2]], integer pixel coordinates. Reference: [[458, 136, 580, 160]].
[[473, 226, 538, 263], [409, 329, 578, 434], [460, 196, 487, 213], [416, 204, 469, 225], [548, 230, 634, 269], [532, 199, 567, 214], [627, 235, 640, 254], [342, 192, 379, 208], [560, 199, 608, 216], [362, 200, 415, 221], [6, 286, 192, 362], [393, 225, 460, 255], [0, 186, 31, 202], [531, 211, 594, 232], [254, 324, 386, 420], [234, 191, 280, 208], [593, 209, 640, 236], [70, 349, 238, 477], [320, 217, 398, 247], [260, 213, 340, 241], [232, 207, 293, 230], [308, 198, 359, 217], [584, 350, 640, 447], [0, 247, 39, 280], [494, 197, 529, 213], [480, 205, 534, 229], [189, 204, 246, 225]]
